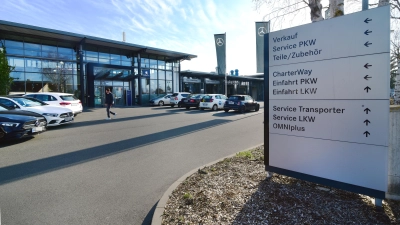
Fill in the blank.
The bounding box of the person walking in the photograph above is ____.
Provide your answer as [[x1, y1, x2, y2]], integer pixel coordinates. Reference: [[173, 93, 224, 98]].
[[105, 88, 117, 120]]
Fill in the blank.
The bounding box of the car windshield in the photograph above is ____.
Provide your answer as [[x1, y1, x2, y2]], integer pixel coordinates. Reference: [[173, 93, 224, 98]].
[[202, 95, 213, 102], [0, 105, 8, 111], [60, 95, 78, 101], [228, 96, 245, 101], [0, 103, 11, 111], [189, 94, 203, 99], [12, 97, 47, 107]]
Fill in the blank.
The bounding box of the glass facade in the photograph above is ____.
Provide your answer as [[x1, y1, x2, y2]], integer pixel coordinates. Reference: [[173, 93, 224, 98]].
[[1, 34, 180, 106], [2, 37, 79, 96]]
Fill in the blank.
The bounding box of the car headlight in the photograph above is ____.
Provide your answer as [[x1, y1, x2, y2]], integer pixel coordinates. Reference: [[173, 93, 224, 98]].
[[1, 122, 20, 127], [42, 113, 59, 117]]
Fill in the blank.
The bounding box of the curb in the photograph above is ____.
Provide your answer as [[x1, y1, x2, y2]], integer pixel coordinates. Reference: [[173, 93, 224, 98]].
[[151, 143, 264, 225]]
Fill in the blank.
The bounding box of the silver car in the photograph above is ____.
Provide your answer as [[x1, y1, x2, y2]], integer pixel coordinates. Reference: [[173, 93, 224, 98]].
[[149, 94, 172, 106]]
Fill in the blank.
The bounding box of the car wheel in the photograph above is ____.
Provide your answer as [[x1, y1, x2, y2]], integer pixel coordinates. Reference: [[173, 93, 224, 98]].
[[212, 104, 218, 111], [240, 106, 246, 114], [170, 104, 175, 108], [158, 101, 164, 106], [224, 109, 229, 112], [178, 102, 182, 108], [255, 105, 260, 111], [186, 106, 190, 109]]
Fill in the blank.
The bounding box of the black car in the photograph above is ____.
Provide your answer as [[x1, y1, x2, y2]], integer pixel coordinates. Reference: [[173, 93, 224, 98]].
[[181, 94, 206, 109], [223, 95, 260, 113], [0, 103, 47, 140]]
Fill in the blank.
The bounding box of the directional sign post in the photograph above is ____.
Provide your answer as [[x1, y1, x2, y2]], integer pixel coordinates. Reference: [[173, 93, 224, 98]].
[[265, 6, 390, 200]]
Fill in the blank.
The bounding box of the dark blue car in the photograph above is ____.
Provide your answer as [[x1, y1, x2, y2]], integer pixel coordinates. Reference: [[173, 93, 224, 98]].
[[0, 103, 47, 140], [223, 95, 260, 113]]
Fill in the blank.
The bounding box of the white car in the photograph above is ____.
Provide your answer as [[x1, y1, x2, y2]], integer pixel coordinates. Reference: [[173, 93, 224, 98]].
[[24, 92, 82, 115], [199, 94, 228, 111], [0, 96, 74, 127], [170, 92, 191, 108], [149, 94, 172, 106]]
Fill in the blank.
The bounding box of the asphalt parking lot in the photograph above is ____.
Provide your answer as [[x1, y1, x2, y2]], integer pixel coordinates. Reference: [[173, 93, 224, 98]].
[[0, 103, 264, 225]]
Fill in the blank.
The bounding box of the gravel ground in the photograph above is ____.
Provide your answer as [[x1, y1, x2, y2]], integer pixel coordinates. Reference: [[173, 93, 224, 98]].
[[161, 145, 400, 224]]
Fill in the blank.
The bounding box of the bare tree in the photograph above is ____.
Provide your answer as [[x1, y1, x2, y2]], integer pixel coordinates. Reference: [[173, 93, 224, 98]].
[[253, 0, 327, 28], [41, 61, 71, 92], [330, 0, 344, 17], [305, 0, 325, 22]]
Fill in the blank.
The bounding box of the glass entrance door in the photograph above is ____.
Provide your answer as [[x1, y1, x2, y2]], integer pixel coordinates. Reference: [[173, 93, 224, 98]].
[[94, 86, 105, 107], [113, 86, 124, 107]]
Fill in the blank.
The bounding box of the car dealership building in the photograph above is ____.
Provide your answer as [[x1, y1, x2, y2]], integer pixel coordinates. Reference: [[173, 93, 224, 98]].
[[0, 20, 264, 107]]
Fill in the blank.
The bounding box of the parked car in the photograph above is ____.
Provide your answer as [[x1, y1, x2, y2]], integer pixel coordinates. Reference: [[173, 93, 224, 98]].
[[181, 94, 206, 109], [199, 94, 228, 111], [24, 92, 82, 115], [149, 94, 172, 106], [0, 96, 74, 127], [223, 95, 260, 113], [170, 92, 191, 108], [0, 103, 47, 140]]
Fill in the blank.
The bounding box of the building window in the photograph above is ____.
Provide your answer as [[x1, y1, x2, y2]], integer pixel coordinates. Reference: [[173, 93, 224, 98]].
[[158, 80, 166, 94], [24, 42, 41, 57]]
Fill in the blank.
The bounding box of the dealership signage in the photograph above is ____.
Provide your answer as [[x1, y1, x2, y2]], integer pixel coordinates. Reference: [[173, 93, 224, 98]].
[[265, 6, 390, 199]]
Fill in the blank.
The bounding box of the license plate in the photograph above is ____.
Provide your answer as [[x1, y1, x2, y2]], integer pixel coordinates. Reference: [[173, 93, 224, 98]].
[[184, 100, 188, 102], [229, 101, 234, 104], [203, 103, 208, 106], [71, 103, 77, 106], [32, 127, 43, 132], [64, 117, 73, 121]]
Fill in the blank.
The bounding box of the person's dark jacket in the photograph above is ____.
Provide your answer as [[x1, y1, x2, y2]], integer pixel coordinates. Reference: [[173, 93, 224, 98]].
[[105, 92, 114, 105]]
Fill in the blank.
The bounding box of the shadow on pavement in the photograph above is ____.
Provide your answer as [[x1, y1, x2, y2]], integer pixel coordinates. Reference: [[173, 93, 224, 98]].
[[47, 110, 181, 131], [0, 119, 232, 185], [142, 201, 158, 225]]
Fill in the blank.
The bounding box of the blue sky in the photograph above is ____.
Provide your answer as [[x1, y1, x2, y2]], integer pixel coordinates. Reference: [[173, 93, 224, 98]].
[[1, 0, 369, 75]]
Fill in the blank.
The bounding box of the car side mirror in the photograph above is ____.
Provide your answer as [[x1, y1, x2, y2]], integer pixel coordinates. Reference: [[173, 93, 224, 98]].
[[14, 105, 19, 109]]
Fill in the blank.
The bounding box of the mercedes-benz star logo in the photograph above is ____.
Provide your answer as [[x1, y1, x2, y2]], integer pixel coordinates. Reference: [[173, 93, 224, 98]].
[[216, 38, 224, 46], [34, 119, 40, 127], [258, 27, 267, 36]]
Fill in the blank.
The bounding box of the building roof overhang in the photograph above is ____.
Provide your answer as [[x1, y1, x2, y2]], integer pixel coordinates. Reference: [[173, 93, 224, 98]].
[[0, 20, 197, 61]]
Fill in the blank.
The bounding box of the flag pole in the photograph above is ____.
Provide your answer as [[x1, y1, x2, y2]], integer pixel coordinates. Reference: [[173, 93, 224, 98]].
[[225, 32, 227, 96]]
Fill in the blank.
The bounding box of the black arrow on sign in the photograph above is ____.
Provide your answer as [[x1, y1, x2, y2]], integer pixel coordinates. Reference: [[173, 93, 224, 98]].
[[364, 75, 372, 80], [364, 18, 372, 23], [364, 30, 372, 35], [364, 86, 371, 93], [364, 131, 370, 137], [364, 63, 372, 69], [364, 41, 372, 47], [364, 119, 371, 126], [364, 108, 371, 114]]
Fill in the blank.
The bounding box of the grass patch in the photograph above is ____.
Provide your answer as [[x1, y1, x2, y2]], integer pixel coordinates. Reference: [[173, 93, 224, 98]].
[[236, 150, 254, 160]]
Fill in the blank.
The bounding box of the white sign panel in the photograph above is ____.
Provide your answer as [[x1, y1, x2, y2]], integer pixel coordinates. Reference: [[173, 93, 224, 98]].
[[268, 6, 389, 67], [269, 100, 389, 146], [267, 6, 390, 195], [269, 54, 390, 99], [269, 134, 387, 191]]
